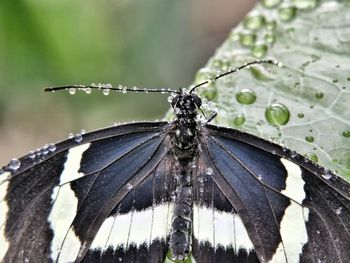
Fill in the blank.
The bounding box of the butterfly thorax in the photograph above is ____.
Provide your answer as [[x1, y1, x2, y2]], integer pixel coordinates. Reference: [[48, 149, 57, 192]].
[[171, 92, 201, 154], [169, 92, 201, 260]]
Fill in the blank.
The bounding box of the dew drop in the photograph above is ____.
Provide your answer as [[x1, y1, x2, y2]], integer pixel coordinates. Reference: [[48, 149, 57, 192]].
[[233, 114, 246, 126], [322, 171, 332, 180], [68, 87, 76, 95], [252, 43, 268, 58], [265, 32, 276, 44], [278, 5, 297, 21], [292, 0, 319, 9], [74, 134, 83, 143], [126, 183, 133, 190], [230, 32, 240, 42], [205, 167, 213, 175], [305, 136, 315, 143], [336, 207, 343, 215], [9, 159, 21, 171], [85, 87, 92, 94], [342, 130, 350, 137], [243, 14, 266, 30], [68, 133, 74, 139], [297, 113, 304, 118], [103, 89, 110, 96], [315, 92, 324, 100], [236, 89, 257, 104], [48, 143, 56, 152], [105, 83, 112, 89], [29, 151, 36, 160], [81, 129, 86, 135], [122, 87, 127, 94], [290, 150, 297, 158], [304, 152, 318, 162], [266, 20, 277, 31], [42, 144, 50, 155], [239, 31, 257, 47], [262, 0, 281, 8], [265, 103, 290, 126]]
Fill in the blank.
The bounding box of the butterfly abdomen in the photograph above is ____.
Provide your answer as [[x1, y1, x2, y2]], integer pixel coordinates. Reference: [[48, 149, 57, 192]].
[[169, 167, 193, 261]]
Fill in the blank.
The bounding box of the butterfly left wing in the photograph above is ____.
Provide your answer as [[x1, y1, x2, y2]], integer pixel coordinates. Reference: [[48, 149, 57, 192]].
[[0, 122, 176, 263], [194, 124, 350, 263]]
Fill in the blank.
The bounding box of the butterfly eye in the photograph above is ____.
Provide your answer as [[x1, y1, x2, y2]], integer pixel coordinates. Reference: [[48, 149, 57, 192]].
[[171, 95, 180, 108], [191, 94, 202, 108]]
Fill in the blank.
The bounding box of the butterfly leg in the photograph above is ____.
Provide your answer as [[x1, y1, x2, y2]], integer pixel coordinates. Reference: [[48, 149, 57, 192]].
[[206, 111, 217, 124]]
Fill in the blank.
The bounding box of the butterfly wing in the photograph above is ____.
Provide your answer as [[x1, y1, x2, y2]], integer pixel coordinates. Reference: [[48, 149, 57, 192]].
[[194, 124, 350, 263], [0, 122, 176, 263]]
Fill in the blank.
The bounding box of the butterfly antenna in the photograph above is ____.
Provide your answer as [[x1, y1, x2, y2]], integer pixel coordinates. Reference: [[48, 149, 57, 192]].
[[189, 59, 281, 93], [44, 84, 181, 94]]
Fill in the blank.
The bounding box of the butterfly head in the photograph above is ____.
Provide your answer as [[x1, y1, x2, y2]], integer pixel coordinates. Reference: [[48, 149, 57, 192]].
[[171, 90, 202, 118]]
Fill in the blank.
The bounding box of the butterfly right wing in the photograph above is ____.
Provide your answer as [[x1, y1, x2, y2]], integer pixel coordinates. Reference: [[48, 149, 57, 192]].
[[194, 124, 350, 263]]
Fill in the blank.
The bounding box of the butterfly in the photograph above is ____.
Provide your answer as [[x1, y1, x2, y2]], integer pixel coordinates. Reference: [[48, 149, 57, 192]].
[[0, 60, 349, 263]]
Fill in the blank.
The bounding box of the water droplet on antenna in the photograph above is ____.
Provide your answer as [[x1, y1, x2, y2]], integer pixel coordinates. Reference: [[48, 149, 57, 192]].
[[69, 88, 76, 95], [103, 89, 110, 96]]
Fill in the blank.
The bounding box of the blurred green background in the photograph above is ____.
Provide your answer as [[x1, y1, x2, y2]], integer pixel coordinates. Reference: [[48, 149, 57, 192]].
[[0, 0, 257, 163]]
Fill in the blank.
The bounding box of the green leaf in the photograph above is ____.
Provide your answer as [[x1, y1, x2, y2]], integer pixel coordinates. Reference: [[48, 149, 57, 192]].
[[192, 0, 350, 180]]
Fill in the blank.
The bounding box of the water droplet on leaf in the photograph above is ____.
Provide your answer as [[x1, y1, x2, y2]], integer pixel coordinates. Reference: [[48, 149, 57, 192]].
[[265, 103, 290, 126], [315, 92, 324, 99], [265, 32, 276, 44], [234, 114, 246, 126], [262, 0, 281, 8], [342, 130, 350, 137], [305, 136, 315, 143], [243, 14, 266, 30], [236, 89, 257, 104], [304, 152, 318, 162], [239, 31, 257, 47], [252, 43, 268, 58], [278, 5, 297, 21], [292, 0, 318, 9]]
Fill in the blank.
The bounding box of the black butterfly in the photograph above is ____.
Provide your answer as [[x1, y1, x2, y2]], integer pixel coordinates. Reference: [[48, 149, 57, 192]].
[[1, 60, 349, 263]]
